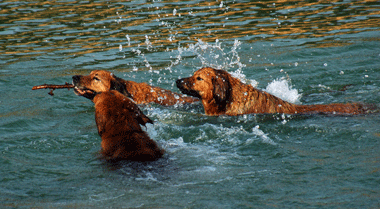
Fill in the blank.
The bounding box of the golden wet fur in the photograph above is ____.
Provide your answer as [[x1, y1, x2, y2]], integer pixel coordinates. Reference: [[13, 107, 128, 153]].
[[85, 90, 164, 161], [176, 67, 369, 116]]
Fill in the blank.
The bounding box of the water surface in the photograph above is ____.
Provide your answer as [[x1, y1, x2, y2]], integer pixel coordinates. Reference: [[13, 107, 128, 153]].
[[1, 1, 379, 208]]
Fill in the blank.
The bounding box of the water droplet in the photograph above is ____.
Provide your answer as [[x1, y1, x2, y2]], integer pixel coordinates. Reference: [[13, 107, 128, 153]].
[[126, 35, 130, 46]]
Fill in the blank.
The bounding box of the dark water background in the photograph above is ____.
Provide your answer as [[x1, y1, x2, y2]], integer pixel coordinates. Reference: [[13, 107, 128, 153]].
[[1, 1, 379, 208]]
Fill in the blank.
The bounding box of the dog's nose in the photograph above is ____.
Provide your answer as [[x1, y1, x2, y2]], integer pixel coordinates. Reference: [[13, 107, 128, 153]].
[[72, 75, 82, 84], [176, 79, 184, 87]]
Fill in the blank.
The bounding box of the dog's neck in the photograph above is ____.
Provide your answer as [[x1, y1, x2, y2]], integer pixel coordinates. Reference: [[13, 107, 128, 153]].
[[202, 98, 226, 116]]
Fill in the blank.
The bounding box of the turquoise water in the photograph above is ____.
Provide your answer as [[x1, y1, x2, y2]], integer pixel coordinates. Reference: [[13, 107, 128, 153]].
[[1, 1, 379, 208]]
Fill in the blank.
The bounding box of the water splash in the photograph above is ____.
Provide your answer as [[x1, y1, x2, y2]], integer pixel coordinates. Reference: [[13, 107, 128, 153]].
[[179, 39, 246, 71], [145, 35, 152, 50], [265, 77, 301, 104], [250, 125, 276, 145], [126, 34, 131, 46], [126, 38, 301, 105]]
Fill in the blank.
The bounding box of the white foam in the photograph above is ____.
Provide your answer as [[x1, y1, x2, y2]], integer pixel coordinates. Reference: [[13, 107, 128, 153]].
[[250, 125, 276, 145], [265, 77, 302, 104], [167, 137, 185, 147]]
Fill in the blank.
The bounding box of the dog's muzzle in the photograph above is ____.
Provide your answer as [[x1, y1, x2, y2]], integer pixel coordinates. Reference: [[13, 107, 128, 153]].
[[72, 75, 96, 100], [176, 78, 201, 99]]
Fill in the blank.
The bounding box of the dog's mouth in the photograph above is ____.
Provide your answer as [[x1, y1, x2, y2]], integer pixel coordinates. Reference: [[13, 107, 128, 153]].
[[176, 79, 201, 99], [73, 85, 96, 100], [178, 88, 201, 99]]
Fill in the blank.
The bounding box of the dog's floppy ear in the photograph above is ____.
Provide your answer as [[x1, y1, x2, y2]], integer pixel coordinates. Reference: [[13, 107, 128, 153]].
[[212, 69, 231, 105], [110, 74, 131, 97]]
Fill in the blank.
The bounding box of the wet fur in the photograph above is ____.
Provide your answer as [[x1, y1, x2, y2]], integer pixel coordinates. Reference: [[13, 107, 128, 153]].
[[93, 90, 164, 161], [72, 70, 198, 105], [176, 67, 371, 116]]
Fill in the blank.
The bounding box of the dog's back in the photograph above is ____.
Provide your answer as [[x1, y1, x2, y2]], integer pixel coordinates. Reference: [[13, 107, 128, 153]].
[[93, 90, 164, 161]]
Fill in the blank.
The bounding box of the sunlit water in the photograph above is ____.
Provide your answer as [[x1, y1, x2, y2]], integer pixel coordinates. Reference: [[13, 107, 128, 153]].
[[1, 1, 379, 208]]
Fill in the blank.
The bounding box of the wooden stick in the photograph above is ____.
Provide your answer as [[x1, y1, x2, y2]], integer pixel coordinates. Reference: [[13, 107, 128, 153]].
[[32, 83, 74, 90], [32, 82, 74, 96]]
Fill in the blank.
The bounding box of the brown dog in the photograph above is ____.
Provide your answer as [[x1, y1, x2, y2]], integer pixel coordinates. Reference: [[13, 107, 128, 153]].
[[176, 67, 370, 116], [75, 89, 164, 161], [72, 70, 198, 105]]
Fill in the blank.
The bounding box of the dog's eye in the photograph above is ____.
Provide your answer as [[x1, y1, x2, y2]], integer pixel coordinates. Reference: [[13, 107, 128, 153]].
[[196, 77, 203, 81], [93, 77, 100, 81]]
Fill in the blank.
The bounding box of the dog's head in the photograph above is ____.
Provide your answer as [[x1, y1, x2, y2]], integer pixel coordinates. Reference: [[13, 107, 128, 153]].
[[72, 70, 129, 100], [176, 67, 231, 106]]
